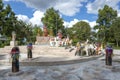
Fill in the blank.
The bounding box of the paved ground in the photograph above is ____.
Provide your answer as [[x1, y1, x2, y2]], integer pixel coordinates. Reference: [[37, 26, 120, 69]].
[[0, 50, 120, 80], [0, 52, 102, 66], [0, 57, 120, 80]]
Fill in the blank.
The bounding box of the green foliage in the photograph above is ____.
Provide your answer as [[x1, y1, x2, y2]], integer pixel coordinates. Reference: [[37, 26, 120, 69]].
[[96, 5, 117, 44], [110, 17, 120, 46], [32, 25, 43, 42], [41, 7, 65, 36], [33, 25, 43, 36], [114, 46, 120, 50], [97, 5, 117, 27], [0, 0, 38, 46], [67, 21, 91, 44], [15, 21, 34, 44], [1, 1, 120, 48]]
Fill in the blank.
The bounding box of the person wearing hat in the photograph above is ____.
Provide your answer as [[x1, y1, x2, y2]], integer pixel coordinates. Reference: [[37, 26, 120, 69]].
[[105, 45, 113, 66]]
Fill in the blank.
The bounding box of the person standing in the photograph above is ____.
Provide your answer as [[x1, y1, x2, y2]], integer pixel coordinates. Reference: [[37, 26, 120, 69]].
[[105, 45, 113, 66]]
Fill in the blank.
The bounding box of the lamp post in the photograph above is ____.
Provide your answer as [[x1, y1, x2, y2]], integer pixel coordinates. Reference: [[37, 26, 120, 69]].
[[55, 10, 59, 37], [0, 27, 2, 40], [0, 26, 2, 36], [0, 27, 2, 32]]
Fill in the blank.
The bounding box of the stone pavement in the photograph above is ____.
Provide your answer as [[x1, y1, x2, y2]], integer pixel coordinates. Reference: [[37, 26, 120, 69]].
[[0, 52, 103, 66], [0, 49, 120, 80], [0, 58, 120, 80]]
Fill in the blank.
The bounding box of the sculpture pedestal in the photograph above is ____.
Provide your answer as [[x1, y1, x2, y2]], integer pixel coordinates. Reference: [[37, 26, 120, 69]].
[[35, 36, 50, 45], [49, 37, 63, 47], [10, 41, 17, 46]]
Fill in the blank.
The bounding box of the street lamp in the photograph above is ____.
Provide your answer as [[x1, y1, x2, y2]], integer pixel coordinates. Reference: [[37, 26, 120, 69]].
[[0, 27, 2, 32], [55, 10, 59, 37], [0, 26, 2, 38]]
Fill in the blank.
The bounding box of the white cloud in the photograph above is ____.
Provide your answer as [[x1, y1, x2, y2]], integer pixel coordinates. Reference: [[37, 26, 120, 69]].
[[118, 13, 120, 17], [16, 10, 44, 26], [3, 0, 15, 1], [82, 20, 97, 28], [16, 13, 97, 31], [3, 0, 10, 1], [64, 19, 96, 29], [64, 19, 79, 28], [54, 0, 83, 16], [86, 0, 120, 14], [89, 21, 97, 28], [4, 0, 120, 16], [17, 0, 87, 16], [16, 14, 29, 23], [29, 11, 44, 26]]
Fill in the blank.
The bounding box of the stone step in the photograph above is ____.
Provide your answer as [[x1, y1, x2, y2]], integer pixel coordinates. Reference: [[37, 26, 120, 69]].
[[0, 45, 76, 57], [0, 48, 74, 52], [3, 47, 74, 51], [20, 56, 101, 66], [0, 55, 103, 66], [1, 45, 75, 50]]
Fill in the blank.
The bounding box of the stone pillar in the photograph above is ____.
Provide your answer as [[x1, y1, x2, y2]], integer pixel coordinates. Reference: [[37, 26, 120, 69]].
[[27, 43, 33, 59], [10, 46, 20, 72]]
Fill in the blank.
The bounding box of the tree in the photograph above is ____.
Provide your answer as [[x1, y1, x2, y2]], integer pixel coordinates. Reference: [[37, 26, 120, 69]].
[[0, 0, 20, 46], [111, 17, 120, 47], [0, 0, 6, 34], [0, 0, 18, 37], [68, 21, 91, 44], [41, 7, 65, 36], [33, 25, 43, 36], [0, 0, 37, 46], [96, 5, 117, 44]]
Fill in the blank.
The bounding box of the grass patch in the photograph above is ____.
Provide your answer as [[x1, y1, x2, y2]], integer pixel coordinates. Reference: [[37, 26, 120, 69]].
[[113, 46, 120, 50]]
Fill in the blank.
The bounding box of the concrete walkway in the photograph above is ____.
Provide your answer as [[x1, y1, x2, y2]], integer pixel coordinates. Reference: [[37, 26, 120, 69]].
[[0, 50, 120, 80], [0, 49, 120, 66], [0, 53, 103, 66], [0, 56, 120, 80]]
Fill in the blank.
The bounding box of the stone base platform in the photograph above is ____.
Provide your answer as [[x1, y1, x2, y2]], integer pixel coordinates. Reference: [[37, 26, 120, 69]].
[[20, 55, 102, 66], [0, 53, 103, 66]]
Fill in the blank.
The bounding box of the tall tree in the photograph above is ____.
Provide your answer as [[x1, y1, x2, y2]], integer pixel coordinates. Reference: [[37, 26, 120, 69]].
[[41, 7, 65, 36], [33, 25, 43, 36], [96, 5, 117, 44], [111, 17, 120, 47], [0, 0, 5, 33], [68, 21, 91, 43], [0, 0, 36, 46], [0, 0, 18, 37]]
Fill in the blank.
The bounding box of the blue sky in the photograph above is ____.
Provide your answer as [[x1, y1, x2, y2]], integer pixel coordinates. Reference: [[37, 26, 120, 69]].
[[3, 0, 120, 28]]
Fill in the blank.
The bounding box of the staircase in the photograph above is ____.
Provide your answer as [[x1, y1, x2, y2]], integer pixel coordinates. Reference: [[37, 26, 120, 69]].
[[0, 45, 76, 57]]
